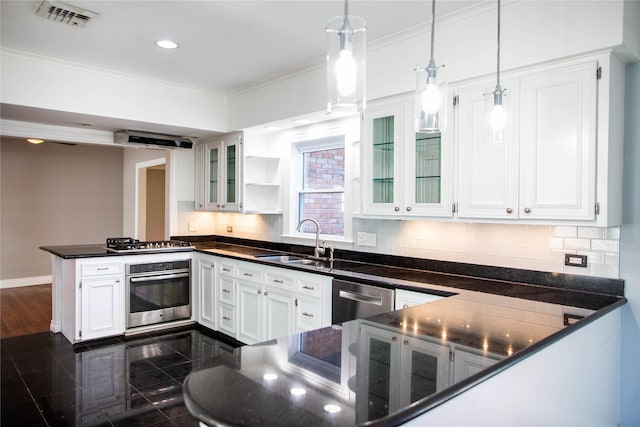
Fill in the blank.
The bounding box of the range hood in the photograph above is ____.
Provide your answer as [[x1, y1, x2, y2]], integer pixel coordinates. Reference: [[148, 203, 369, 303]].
[[114, 130, 193, 149]]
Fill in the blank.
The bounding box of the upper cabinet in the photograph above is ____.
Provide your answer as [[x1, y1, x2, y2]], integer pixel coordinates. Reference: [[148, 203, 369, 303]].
[[454, 52, 624, 225], [455, 60, 597, 221], [195, 132, 243, 212], [361, 96, 453, 217], [359, 51, 623, 226], [195, 131, 283, 213]]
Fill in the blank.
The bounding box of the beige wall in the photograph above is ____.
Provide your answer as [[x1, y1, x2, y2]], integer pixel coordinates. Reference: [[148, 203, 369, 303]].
[[0, 138, 124, 281], [146, 167, 166, 241]]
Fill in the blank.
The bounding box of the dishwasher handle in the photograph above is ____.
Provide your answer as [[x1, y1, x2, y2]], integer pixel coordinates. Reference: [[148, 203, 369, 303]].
[[338, 289, 383, 306]]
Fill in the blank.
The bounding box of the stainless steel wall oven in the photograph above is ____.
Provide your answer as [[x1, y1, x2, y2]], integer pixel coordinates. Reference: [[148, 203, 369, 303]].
[[126, 260, 191, 328]]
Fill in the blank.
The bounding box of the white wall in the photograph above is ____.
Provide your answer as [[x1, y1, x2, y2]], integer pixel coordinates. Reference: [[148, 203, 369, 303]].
[[228, 0, 633, 129], [0, 49, 228, 133], [619, 61, 640, 427]]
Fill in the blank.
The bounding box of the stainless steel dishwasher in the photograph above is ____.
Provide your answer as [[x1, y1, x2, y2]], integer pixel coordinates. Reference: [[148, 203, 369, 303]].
[[332, 279, 395, 324]]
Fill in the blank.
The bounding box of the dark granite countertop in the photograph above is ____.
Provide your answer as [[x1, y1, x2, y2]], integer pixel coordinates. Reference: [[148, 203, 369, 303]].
[[183, 286, 625, 427], [40, 237, 626, 426]]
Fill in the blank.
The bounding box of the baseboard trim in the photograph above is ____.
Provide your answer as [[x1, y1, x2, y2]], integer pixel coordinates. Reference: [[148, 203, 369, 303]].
[[1, 276, 52, 289]]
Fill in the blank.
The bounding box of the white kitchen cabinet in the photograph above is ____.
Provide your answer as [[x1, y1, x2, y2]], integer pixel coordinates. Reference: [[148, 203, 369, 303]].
[[217, 261, 237, 337], [243, 155, 282, 213], [196, 132, 243, 212], [362, 96, 453, 217], [79, 262, 124, 341], [395, 288, 443, 310], [294, 274, 332, 333], [452, 347, 503, 383], [356, 322, 450, 423], [196, 256, 216, 331], [455, 56, 600, 222]]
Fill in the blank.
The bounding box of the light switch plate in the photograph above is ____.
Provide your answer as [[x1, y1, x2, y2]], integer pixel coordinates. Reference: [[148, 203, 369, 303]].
[[357, 232, 377, 247], [188, 221, 199, 232]]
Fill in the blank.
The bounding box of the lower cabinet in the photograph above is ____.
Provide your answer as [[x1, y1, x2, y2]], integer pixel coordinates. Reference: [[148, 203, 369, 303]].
[[196, 254, 332, 344], [395, 288, 444, 310]]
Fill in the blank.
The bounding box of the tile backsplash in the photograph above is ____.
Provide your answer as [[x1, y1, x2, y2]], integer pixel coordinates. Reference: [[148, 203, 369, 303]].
[[353, 219, 621, 279], [178, 202, 620, 280]]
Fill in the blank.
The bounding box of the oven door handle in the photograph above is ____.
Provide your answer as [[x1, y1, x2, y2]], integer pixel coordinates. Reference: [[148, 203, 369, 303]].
[[129, 272, 190, 283]]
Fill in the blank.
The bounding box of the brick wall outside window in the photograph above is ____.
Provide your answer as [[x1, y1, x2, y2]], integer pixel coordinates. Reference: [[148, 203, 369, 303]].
[[300, 148, 344, 236]]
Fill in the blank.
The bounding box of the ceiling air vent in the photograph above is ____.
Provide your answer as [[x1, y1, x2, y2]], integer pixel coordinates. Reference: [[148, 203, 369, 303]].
[[35, 0, 99, 27]]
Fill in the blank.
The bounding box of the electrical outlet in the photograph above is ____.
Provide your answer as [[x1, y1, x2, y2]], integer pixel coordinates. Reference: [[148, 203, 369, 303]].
[[188, 221, 199, 232], [357, 232, 377, 247], [226, 226, 233, 233], [564, 254, 587, 267]]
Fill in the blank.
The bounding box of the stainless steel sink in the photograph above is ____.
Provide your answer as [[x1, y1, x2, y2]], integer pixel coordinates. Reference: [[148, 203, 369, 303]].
[[255, 254, 309, 263], [255, 254, 323, 266]]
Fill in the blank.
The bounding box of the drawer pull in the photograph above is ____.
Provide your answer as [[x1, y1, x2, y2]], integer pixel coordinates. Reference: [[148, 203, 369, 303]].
[[302, 312, 314, 317], [97, 267, 109, 271], [273, 279, 283, 284], [222, 316, 231, 321], [243, 273, 253, 277], [222, 268, 231, 272], [302, 285, 315, 290], [222, 289, 230, 293]]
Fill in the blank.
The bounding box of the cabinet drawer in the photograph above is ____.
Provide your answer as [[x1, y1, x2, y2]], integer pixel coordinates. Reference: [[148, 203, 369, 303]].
[[297, 297, 323, 331], [219, 304, 236, 335], [219, 276, 236, 305], [237, 265, 263, 283], [219, 263, 236, 277], [296, 279, 322, 298], [265, 272, 294, 291], [82, 263, 122, 277]]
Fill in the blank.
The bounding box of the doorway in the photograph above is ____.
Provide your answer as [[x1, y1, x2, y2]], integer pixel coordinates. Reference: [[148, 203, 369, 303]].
[[136, 159, 166, 241]]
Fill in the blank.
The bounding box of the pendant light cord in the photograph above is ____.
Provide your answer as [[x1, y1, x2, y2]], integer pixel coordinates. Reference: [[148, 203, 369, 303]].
[[429, 0, 436, 64], [496, 0, 501, 88]]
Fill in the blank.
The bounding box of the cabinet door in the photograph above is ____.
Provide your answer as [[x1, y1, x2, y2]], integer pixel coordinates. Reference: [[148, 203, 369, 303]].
[[236, 281, 263, 345], [519, 61, 597, 220], [81, 275, 123, 340], [204, 141, 221, 210], [264, 287, 294, 341], [194, 143, 206, 210], [403, 101, 454, 217], [362, 102, 405, 215], [296, 295, 323, 332], [220, 136, 242, 212], [456, 78, 520, 219], [198, 259, 216, 330], [453, 348, 503, 382]]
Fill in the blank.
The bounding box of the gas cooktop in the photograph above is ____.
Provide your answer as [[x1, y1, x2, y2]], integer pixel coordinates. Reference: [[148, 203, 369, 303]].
[[105, 237, 194, 253]]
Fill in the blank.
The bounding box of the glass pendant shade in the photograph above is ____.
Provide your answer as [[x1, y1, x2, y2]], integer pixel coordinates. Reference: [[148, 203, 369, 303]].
[[326, 11, 366, 114], [415, 62, 446, 133]]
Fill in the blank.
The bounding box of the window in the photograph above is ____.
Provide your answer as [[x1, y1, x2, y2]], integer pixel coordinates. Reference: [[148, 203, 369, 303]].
[[294, 137, 345, 237]]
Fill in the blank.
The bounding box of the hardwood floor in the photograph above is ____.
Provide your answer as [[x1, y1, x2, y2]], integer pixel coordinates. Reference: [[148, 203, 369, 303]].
[[0, 284, 51, 338]]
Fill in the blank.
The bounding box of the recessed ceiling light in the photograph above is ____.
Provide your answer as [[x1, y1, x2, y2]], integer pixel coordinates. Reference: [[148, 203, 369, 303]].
[[155, 40, 179, 49], [27, 138, 44, 144]]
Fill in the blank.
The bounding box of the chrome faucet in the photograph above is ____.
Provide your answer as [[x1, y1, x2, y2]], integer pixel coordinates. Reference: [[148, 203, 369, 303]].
[[296, 218, 325, 259]]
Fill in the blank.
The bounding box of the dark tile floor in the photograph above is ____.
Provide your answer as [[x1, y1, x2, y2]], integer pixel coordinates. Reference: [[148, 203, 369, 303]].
[[1, 327, 241, 426]]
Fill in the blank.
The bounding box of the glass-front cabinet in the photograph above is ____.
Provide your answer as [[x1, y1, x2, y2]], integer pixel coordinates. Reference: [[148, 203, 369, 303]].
[[197, 133, 242, 212], [362, 96, 452, 217]]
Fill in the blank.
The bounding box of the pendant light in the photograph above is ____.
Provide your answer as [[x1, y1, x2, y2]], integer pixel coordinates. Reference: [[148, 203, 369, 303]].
[[326, 0, 366, 114], [489, 0, 506, 143], [415, 0, 446, 134]]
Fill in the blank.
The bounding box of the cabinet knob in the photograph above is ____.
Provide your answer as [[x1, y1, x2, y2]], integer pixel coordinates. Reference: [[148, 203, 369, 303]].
[[402, 304, 409, 308], [394, 206, 400, 212], [216, 204, 221, 208], [403, 340, 409, 346], [257, 290, 262, 294], [406, 206, 412, 212], [392, 336, 398, 342], [524, 207, 532, 214], [506, 208, 513, 214], [264, 291, 269, 296], [221, 205, 226, 208]]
